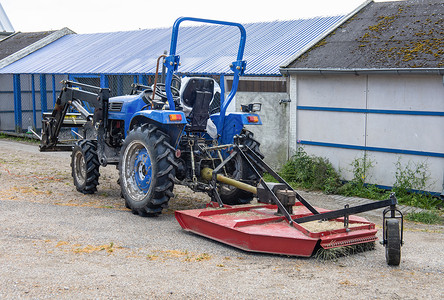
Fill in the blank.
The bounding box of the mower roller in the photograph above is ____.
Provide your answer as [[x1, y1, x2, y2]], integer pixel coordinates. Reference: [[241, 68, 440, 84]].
[[37, 17, 403, 265]]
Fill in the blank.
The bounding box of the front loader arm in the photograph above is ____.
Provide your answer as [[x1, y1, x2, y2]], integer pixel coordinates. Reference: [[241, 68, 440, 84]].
[[40, 80, 110, 151]]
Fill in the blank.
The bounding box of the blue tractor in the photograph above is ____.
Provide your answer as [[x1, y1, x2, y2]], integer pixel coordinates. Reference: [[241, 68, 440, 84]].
[[40, 17, 264, 216]]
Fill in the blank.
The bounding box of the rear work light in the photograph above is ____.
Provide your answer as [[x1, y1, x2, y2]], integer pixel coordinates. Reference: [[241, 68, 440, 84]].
[[169, 114, 183, 122], [247, 116, 259, 123], [241, 102, 261, 113]]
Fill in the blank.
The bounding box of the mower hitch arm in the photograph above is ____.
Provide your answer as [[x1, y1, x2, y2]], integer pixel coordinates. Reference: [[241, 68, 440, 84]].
[[294, 194, 398, 224], [242, 145, 320, 215]]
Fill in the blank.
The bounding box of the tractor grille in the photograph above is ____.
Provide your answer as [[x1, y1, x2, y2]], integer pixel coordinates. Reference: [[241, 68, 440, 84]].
[[109, 101, 123, 112]]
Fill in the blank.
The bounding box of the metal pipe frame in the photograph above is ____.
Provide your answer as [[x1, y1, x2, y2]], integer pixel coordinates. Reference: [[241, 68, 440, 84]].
[[294, 195, 398, 224], [163, 17, 247, 140]]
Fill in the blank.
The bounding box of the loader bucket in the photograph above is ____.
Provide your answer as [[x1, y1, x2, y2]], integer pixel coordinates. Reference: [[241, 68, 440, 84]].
[[175, 202, 377, 257]]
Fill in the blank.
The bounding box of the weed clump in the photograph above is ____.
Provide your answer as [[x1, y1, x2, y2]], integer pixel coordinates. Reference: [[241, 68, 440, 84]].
[[280, 148, 341, 194], [337, 154, 389, 200], [405, 211, 442, 224]]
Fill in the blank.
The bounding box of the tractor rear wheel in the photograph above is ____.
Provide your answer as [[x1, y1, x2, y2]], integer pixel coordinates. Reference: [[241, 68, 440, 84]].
[[385, 218, 401, 266], [71, 140, 100, 194], [219, 130, 263, 205], [119, 124, 175, 216]]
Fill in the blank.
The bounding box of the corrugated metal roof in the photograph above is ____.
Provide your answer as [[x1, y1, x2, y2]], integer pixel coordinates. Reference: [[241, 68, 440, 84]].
[[0, 16, 345, 76]]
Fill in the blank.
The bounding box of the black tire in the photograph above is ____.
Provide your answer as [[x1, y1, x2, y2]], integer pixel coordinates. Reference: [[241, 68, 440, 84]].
[[119, 124, 175, 216], [219, 130, 263, 205], [71, 140, 100, 194], [385, 218, 401, 266]]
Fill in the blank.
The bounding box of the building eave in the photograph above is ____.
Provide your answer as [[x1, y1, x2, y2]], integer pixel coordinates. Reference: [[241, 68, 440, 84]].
[[280, 68, 444, 76], [0, 27, 75, 69]]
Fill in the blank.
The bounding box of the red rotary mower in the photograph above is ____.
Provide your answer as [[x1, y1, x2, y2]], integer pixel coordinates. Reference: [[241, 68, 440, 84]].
[[175, 139, 404, 266]]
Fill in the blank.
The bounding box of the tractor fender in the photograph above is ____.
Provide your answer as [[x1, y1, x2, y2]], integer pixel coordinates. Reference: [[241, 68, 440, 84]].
[[210, 112, 262, 145], [129, 110, 187, 148]]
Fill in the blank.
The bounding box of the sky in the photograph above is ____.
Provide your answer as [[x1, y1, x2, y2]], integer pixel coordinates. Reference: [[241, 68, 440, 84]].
[[0, 0, 379, 34]]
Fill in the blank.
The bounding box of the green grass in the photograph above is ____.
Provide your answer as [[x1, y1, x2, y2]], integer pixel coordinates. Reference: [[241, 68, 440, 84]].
[[0, 132, 39, 144], [261, 173, 278, 183], [405, 211, 442, 225], [337, 182, 390, 200], [395, 192, 442, 210]]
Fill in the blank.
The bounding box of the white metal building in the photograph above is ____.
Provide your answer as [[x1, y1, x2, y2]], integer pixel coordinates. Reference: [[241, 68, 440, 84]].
[[280, 0, 444, 194]]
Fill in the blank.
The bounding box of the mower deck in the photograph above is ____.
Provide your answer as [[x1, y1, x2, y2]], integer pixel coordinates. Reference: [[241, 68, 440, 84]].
[[175, 202, 377, 257]]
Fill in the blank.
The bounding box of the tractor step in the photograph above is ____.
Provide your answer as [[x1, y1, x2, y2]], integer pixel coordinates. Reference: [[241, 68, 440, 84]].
[[175, 202, 377, 257]]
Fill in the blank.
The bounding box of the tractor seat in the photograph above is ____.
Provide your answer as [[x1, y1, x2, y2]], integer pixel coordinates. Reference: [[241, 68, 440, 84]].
[[181, 78, 214, 132]]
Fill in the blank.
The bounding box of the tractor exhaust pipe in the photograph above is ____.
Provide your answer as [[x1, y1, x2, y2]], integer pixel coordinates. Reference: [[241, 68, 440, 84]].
[[201, 167, 257, 194]]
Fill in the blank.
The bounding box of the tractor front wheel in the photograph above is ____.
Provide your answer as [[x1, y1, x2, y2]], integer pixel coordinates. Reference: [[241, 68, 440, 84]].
[[71, 140, 100, 194], [119, 124, 175, 216]]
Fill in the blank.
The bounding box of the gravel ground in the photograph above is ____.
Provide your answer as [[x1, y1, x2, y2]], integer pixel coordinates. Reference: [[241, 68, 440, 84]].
[[0, 139, 443, 299]]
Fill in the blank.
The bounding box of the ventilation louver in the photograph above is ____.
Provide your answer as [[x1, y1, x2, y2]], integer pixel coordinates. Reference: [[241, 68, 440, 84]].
[[109, 102, 123, 111]]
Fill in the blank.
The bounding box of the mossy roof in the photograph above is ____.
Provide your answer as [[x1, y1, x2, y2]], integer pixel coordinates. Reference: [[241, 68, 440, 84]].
[[285, 0, 444, 70], [0, 31, 55, 60]]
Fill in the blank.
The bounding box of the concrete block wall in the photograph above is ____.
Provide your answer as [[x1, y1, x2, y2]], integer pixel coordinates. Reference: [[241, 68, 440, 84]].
[[234, 91, 290, 170]]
